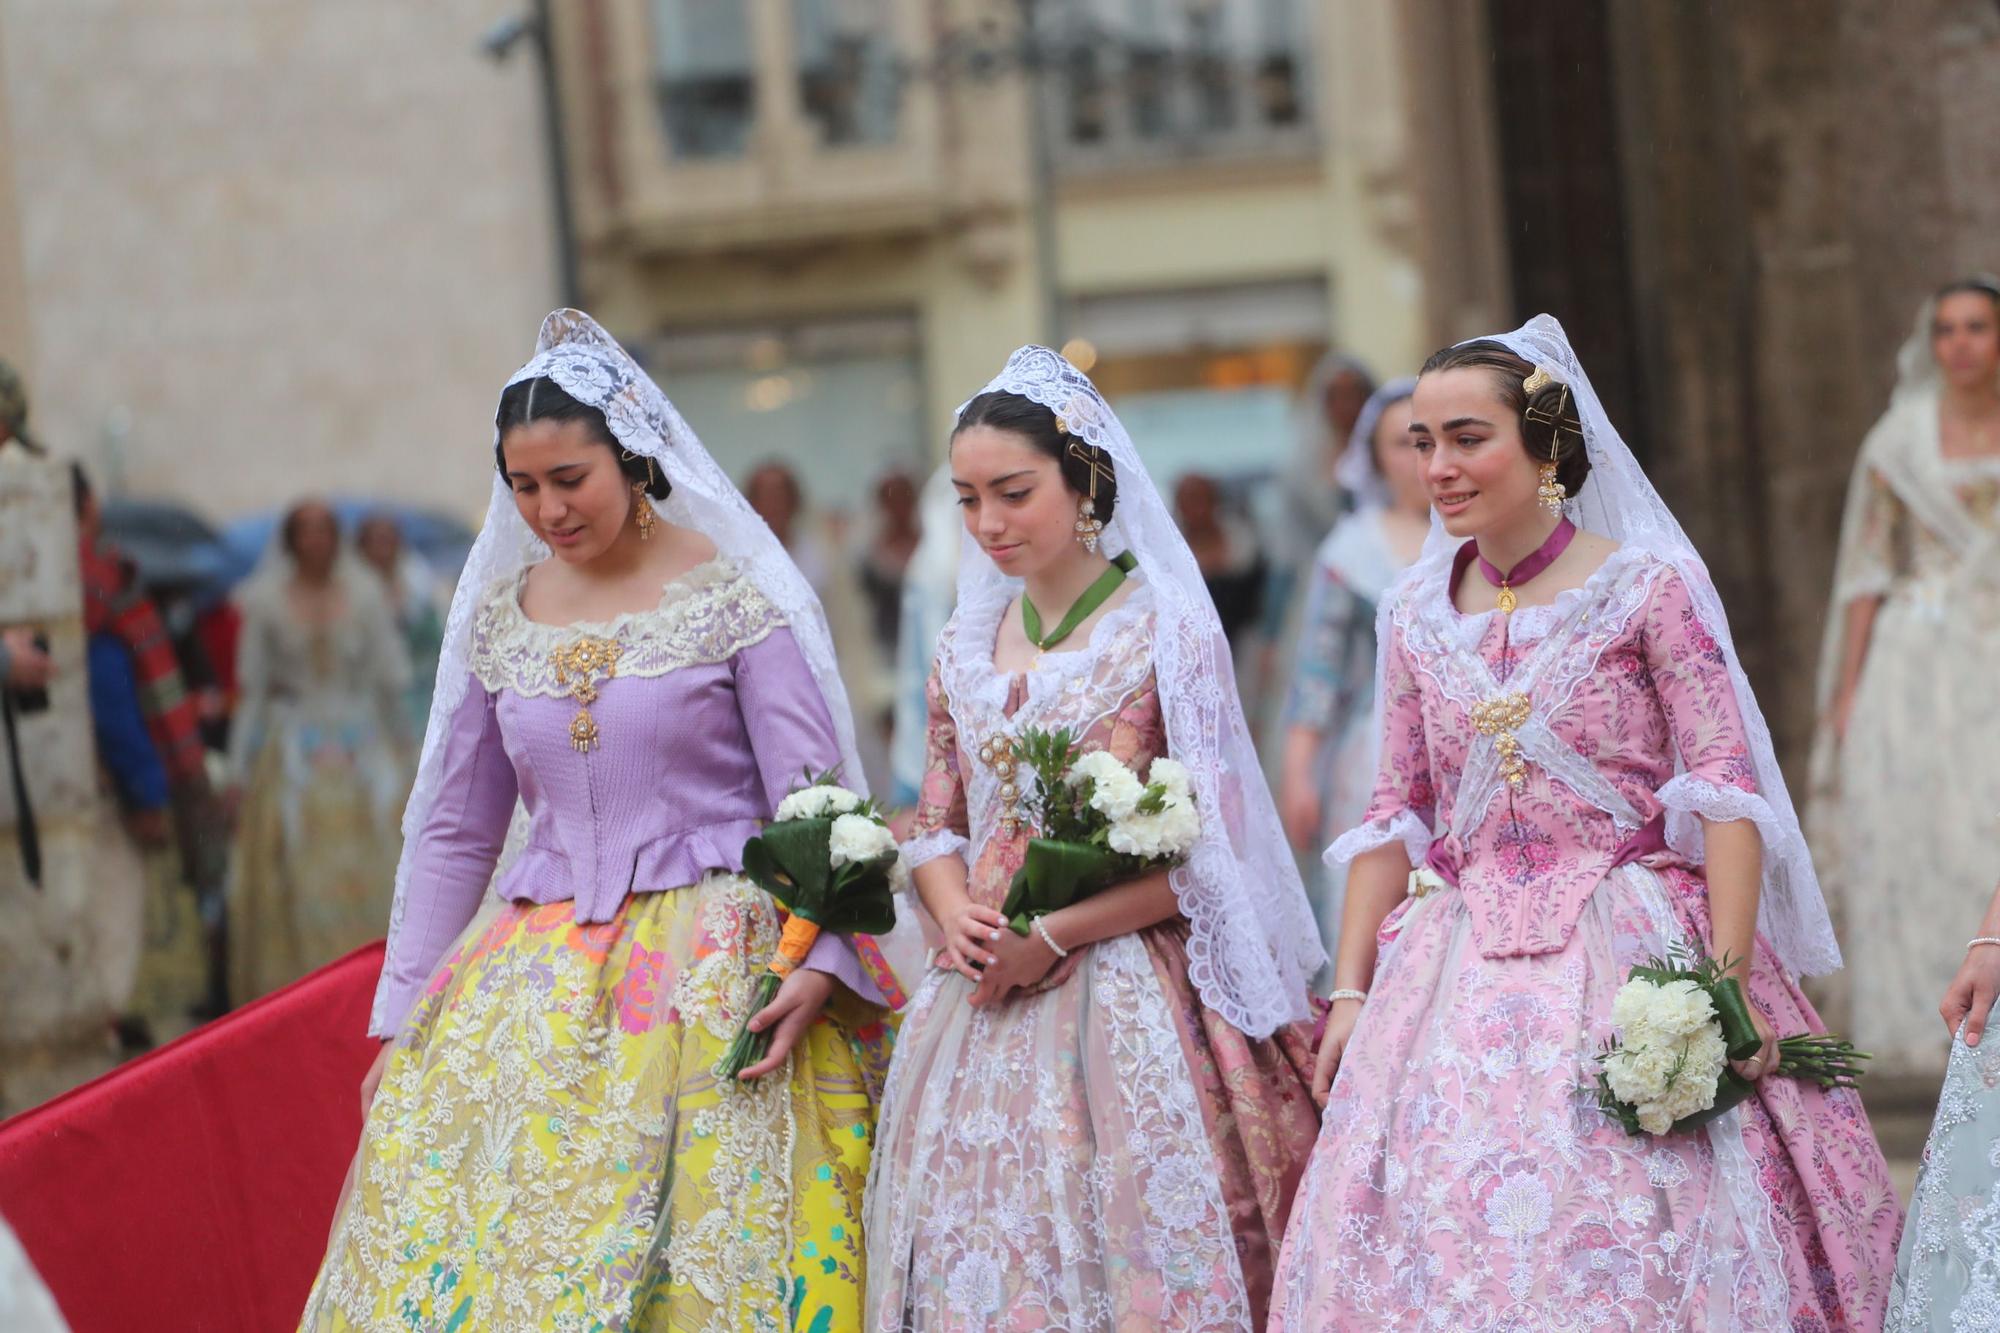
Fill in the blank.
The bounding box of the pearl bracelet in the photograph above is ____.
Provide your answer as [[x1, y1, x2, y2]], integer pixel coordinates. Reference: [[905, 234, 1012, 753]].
[[1034, 917, 1069, 959], [1327, 988, 1368, 1005], [1969, 937, 2000, 952]]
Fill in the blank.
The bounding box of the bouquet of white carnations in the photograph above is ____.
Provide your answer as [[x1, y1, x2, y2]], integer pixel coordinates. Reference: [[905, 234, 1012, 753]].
[[998, 727, 1200, 935], [716, 772, 901, 1080], [1594, 950, 1867, 1136]]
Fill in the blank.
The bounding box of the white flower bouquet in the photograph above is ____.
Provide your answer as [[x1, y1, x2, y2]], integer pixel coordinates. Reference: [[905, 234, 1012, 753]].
[[1594, 950, 1866, 1136], [998, 727, 1199, 935], [716, 770, 901, 1080]]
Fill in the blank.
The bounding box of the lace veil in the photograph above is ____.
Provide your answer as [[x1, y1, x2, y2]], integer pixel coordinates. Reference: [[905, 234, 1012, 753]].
[[1813, 286, 2000, 722], [370, 309, 864, 1033], [1359, 315, 1842, 978], [1332, 375, 1420, 514], [955, 346, 1324, 1037]]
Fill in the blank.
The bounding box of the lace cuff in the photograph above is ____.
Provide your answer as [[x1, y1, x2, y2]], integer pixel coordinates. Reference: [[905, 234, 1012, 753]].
[[1325, 809, 1431, 870], [1832, 571, 1893, 605], [900, 828, 970, 876], [1655, 775, 1784, 863]]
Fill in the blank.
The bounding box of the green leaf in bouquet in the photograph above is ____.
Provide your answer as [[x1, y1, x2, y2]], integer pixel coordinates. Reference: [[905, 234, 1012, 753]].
[[740, 817, 898, 935], [1000, 838, 1123, 935]]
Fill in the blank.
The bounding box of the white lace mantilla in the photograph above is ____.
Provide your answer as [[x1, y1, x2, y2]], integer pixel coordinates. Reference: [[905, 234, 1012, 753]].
[[469, 558, 782, 696]]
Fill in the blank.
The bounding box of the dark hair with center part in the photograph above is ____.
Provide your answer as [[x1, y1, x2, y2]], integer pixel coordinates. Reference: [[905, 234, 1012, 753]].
[[1417, 340, 1591, 497], [495, 375, 672, 501], [952, 390, 1118, 522], [1935, 274, 2000, 312]]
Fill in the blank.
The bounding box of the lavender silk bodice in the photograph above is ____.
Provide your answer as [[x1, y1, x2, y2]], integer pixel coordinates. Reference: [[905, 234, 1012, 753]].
[[373, 560, 874, 1037]]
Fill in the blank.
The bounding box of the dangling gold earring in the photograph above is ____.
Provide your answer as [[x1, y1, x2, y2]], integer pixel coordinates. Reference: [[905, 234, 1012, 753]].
[[1522, 368, 1569, 513], [622, 449, 659, 539], [1070, 441, 1105, 552], [1537, 457, 1566, 513], [632, 481, 657, 539]]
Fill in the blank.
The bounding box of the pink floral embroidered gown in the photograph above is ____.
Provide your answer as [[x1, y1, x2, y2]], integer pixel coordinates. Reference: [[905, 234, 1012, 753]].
[[864, 580, 1322, 1331], [1270, 546, 1904, 1332]]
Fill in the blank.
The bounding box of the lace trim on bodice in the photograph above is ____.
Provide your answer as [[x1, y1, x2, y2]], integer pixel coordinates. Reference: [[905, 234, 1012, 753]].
[[469, 557, 783, 697], [935, 579, 1158, 861], [1398, 547, 1659, 841]]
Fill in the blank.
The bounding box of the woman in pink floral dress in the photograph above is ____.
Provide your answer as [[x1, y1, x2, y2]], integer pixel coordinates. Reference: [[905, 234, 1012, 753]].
[[1270, 318, 1903, 1331], [864, 348, 1325, 1330]]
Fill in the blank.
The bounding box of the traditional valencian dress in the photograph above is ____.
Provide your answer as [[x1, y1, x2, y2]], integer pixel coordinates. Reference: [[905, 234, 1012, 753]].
[[865, 347, 1325, 1331], [1270, 317, 1904, 1332], [1811, 292, 2000, 1077], [1888, 1021, 2000, 1330], [225, 559, 411, 1000], [300, 310, 901, 1333]]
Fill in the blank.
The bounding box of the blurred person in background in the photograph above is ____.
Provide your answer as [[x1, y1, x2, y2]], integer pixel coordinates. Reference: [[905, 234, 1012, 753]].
[[745, 458, 828, 593], [355, 511, 445, 733], [857, 467, 920, 663], [1175, 470, 1266, 651], [888, 465, 961, 808], [1275, 378, 1425, 976], [225, 499, 410, 1001], [0, 362, 146, 1114], [747, 457, 889, 792], [1258, 353, 1376, 715], [1811, 275, 2000, 1077], [74, 464, 224, 1043]]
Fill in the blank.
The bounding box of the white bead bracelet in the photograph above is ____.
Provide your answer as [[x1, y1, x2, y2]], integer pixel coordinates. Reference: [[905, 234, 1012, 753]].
[[1034, 917, 1069, 959], [1327, 988, 1368, 1006], [1969, 937, 2000, 952]]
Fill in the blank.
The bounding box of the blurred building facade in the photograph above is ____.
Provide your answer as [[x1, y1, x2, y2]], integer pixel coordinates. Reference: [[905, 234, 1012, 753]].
[[1395, 0, 2000, 777], [550, 0, 1428, 513], [0, 0, 558, 523]]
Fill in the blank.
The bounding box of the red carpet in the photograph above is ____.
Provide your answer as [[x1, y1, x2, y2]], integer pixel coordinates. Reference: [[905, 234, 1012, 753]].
[[0, 942, 385, 1333]]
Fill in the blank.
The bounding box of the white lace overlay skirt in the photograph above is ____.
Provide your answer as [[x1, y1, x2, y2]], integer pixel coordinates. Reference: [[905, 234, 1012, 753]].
[[863, 933, 1252, 1332]]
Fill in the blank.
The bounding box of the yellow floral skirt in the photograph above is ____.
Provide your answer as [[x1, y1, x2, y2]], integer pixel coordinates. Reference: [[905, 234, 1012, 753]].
[[300, 874, 894, 1332]]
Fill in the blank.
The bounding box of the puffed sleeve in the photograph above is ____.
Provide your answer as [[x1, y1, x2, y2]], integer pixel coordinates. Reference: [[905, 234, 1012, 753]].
[[1641, 565, 1785, 859], [733, 624, 844, 808], [898, 662, 970, 875], [371, 676, 519, 1038], [1324, 618, 1434, 869]]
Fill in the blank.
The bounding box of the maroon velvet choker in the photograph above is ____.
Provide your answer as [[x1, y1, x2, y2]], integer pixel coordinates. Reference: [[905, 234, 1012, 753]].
[[1470, 517, 1576, 614]]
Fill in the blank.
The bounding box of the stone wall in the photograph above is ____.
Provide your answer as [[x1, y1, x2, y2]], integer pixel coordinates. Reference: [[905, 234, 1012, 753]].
[[0, 0, 557, 523], [1611, 0, 2000, 772]]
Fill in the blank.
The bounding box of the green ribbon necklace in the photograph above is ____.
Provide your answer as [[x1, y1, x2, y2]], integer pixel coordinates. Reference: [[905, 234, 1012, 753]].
[[1022, 551, 1138, 652]]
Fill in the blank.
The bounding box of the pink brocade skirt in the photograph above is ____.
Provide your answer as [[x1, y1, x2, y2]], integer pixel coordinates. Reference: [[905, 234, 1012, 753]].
[[1269, 863, 1903, 1332], [864, 919, 1321, 1331]]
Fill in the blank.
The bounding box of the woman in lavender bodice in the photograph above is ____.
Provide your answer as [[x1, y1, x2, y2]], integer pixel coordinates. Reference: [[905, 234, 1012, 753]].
[[300, 311, 899, 1332], [1270, 319, 1903, 1330], [863, 349, 1325, 1330]]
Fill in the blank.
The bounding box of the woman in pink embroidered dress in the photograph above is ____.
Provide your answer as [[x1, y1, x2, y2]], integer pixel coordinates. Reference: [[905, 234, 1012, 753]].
[[1270, 319, 1903, 1331], [864, 348, 1324, 1331]]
